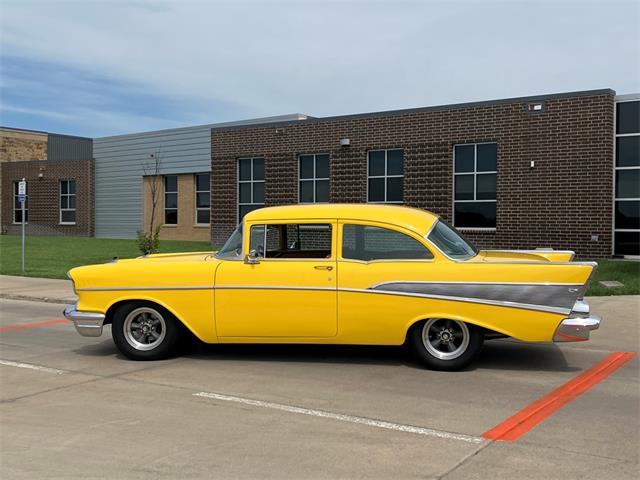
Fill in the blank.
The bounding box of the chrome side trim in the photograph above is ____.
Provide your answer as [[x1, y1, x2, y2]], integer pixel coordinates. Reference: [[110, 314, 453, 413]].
[[340, 288, 571, 315], [214, 285, 336, 292], [64, 303, 105, 337], [369, 281, 580, 311], [368, 280, 582, 289], [77, 285, 216, 292]]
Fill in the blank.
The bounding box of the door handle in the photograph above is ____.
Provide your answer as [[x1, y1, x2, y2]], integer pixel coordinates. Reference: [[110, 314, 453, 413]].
[[314, 265, 333, 271]]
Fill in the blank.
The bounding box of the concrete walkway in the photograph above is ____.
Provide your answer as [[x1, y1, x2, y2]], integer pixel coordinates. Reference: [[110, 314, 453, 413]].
[[0, 275, 77, 304]]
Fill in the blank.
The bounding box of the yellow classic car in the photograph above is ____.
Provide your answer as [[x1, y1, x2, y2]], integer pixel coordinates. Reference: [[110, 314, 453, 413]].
[[64, 204, 600, 370]]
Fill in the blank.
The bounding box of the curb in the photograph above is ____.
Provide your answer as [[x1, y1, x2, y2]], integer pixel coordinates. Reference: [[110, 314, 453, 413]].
[[0, 294, 76, 305]]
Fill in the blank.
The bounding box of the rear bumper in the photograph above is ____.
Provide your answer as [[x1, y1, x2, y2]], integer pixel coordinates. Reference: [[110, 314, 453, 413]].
[[64, 303, 105, 337], [553, 300, 601, 342]]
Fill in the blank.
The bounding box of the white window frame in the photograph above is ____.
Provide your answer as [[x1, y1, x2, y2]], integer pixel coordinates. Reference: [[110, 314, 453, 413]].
[[59, 179, 76, 225], [453, 142, 497, 231], [164, 175, 178, 225], [238, 157, 265, 221], [367, 149, 404, 204], [298, 153, 330, 204], [194, 173, 210, 225], [613, 95, 640, 257], [13, 181, 27, 224]]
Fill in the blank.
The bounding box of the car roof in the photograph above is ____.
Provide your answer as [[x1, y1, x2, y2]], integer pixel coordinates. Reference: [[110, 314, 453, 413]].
[[244, 204, 439, 235]]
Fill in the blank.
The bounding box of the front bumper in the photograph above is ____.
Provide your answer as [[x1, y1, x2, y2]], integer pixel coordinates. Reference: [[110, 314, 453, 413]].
[[64, 303, 105, 337], [553, 300, 601, 342]]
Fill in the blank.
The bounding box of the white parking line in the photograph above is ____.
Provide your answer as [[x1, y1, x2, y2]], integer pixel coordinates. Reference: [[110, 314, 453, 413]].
[[0, 359, 65, 375], [193, 391, 484, 444]]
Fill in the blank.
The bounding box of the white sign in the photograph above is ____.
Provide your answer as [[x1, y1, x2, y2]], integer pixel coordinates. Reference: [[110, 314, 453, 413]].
[[18, 180, 27, 196]]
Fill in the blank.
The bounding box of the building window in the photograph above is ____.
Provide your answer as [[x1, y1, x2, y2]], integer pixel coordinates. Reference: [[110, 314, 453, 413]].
[[299, 154, 329, 203], [238, 157, 265, 220], [195, 173, 210, 225], [614, 99, 640, 256], [453, 143, 497, 229], [367, 149, 404, 203], [13, 181, 28, 223], [164, 175, 178, 225], [59, 179, 76, 224]]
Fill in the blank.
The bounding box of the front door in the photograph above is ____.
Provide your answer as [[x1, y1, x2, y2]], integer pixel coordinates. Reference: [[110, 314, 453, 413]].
[[215, 221, 337, 338]]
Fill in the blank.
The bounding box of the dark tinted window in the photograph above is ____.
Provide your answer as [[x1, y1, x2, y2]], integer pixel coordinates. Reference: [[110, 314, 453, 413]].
[[616, 101, 640, 134], [615, 201, 640, 230], [164, 175, 178, 224], [455, 175, 474, 200], [300, 155, 314, 179], [454, 202, 496, 229], [454, 145, 474, 172], [316, 154, 330, 178], [614, 231, 640, 256], [477, 144, 497, 172], [252, 158, 265, 180], [616, 136, 640, 167], [616, 169, 640, 198], [342, 224, 433, 261], [196, 173, 210, 191], [476, 174, 497, 200]]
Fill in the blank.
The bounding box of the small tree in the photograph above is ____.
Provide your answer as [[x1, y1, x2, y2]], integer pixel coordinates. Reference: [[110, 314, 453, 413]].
[[137, 151, 162, 254]]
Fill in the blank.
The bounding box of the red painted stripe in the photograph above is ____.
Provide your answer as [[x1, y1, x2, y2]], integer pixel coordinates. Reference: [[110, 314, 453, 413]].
[[482, 351, 637, 442], [0, 319, 68, 332]]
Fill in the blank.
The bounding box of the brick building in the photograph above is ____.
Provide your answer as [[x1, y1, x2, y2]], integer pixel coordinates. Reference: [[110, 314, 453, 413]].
[[0, 128, 93, 236], [211, 89, 638, 258], [1, 89, 638, 257]]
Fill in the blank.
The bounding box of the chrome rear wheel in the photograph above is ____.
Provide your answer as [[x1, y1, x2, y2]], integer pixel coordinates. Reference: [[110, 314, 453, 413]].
[[422, 319, 470, 361]]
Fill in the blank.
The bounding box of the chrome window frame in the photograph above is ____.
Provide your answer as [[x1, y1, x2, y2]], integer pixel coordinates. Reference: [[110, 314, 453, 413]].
[[238, 157, 265, 221], [366, 148, 404, 204], [298, 153, 330, 204], [59, 179, 77, 225], [194, 173, 211, 226], [452, 142, 497, 230], [613, 95, 640, 257], [163, 174, 178, 226]]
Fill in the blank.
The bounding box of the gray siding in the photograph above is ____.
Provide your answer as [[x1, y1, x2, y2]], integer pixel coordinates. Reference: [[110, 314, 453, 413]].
[[93, 114, 307, 239], [48, 134, 92, 161]]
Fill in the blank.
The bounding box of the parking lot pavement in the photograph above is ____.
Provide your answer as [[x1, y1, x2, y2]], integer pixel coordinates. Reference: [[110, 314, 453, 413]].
[[1, 297, 638, 479]]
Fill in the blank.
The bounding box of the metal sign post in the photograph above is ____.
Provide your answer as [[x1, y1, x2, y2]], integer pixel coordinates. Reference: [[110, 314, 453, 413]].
[[18, 178, 26, 272]]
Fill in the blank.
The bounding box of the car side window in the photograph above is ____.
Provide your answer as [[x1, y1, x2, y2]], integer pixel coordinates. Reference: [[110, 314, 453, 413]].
[[342, 224, 433, 261], [249, 223, 333, 259]]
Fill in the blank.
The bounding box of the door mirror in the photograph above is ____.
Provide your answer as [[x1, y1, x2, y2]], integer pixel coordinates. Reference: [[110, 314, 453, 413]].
[[244, 249, 260, 265]]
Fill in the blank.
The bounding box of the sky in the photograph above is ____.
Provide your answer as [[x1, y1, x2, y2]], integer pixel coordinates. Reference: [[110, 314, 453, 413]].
[[1, 0, 639, 138]]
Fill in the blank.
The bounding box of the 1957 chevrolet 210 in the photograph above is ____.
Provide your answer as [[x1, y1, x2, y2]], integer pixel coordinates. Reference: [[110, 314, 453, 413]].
[[65, 204, 600, 370]]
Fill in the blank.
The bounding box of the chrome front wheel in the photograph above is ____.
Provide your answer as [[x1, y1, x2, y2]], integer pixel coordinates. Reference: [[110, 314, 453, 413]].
[[123, 307, 167, 351], [112, 302, 180, 360]]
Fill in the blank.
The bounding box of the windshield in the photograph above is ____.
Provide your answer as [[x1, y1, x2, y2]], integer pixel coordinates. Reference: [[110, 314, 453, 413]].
[[216, 223, 243, 259], [427, 220, 478, 260]]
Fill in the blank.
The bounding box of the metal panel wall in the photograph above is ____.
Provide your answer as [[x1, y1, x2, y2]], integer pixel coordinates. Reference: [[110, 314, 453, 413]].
[[93, 115, 307, 239], [47, 134, 92, 161]]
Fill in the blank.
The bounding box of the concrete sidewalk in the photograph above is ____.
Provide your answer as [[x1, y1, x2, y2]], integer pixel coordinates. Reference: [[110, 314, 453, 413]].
[[0, 275, 77, 304]]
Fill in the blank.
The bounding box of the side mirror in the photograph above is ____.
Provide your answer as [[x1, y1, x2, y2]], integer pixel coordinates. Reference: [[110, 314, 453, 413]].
[[244, 249, 260, 265]]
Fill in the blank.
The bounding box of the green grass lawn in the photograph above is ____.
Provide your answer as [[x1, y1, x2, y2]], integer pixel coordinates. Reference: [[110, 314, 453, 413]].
[[585, 259, 640, 296], [1, 235, 638, 295], [0, 235, 213, 279]]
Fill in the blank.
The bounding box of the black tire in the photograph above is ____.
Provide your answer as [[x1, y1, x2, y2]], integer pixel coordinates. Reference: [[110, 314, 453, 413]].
[[111, 301, 180, 360], [408, 319, 483, 371]]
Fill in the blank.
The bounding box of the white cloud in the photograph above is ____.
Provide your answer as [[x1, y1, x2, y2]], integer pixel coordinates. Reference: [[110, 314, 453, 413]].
[[1, 0, 639, 133]]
